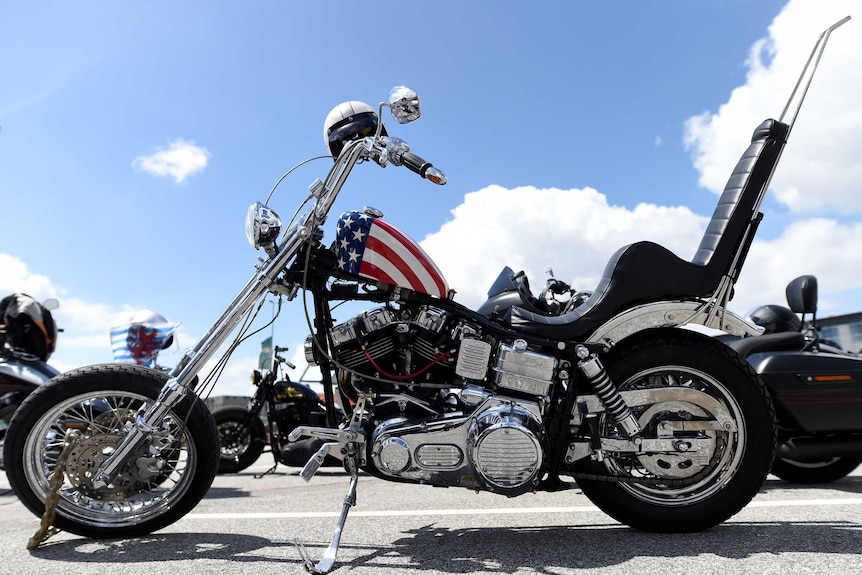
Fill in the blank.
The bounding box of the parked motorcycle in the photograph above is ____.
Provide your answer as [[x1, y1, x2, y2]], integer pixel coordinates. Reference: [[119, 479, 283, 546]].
[[213, 345, 343, 474], [727, 275, 862, 483], [0, 293, 60, 470], [3, 18, 849, 574]]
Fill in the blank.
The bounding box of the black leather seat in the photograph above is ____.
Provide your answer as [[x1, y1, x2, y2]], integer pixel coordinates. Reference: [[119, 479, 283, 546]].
[[727, 331, 806, 358], [506, 119, 790, 340]]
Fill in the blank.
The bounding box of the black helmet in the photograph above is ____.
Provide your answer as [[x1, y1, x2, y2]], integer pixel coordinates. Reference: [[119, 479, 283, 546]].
[[323, 101, 385, 158], [0, 293, 57, 361], [747, 304, 801, 334]]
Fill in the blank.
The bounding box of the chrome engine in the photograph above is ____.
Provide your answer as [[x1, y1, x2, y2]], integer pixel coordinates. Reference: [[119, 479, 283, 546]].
[[370, 392, 546, 495], [314, 303, 561, 495], [324, 303, 559, 397]]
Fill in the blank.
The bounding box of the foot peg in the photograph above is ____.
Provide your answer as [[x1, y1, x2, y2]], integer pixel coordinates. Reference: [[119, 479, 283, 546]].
[[300, 443, 333, 482]]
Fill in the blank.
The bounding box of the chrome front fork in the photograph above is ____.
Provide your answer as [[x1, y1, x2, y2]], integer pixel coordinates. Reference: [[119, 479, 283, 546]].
[[92, 376, 191, 488]]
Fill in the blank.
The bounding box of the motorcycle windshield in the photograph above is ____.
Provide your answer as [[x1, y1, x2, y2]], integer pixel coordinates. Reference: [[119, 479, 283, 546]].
[[485, 266, 520, 297]]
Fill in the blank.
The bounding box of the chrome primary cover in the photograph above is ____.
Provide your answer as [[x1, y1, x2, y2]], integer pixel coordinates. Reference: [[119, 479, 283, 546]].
[[469, 404, 544, 489], [370, 395, 546, 495]]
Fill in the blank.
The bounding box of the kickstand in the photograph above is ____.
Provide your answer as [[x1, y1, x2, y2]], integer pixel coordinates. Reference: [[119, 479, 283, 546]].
[[296, 471, 359, 574], [253, 462, 279, 479]]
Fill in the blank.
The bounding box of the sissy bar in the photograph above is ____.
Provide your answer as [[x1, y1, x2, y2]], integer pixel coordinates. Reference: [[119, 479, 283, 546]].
[[693, 14, 850, 331], [780, 15, 850, 131]]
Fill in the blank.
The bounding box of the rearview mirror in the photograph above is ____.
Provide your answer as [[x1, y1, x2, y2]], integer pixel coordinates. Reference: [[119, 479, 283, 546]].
[[388, 86, 421, 124]]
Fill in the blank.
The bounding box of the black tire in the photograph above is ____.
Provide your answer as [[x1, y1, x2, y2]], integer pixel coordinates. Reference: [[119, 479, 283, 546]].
[[771, 456, 862, 484], [573, 330, 776, 532], [212, 406, 266, 474], [3, 363, 220, 539]]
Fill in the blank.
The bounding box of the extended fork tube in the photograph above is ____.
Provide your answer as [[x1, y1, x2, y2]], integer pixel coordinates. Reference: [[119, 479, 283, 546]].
[[92, 140, 372, 488]]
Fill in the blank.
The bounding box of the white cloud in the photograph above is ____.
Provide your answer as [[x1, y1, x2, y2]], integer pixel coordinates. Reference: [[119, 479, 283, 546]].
[[1, 252, 153, 372], [418, 2, 862, 324], [737, 219, 862, 314], [421, 185, 707, 310], [0, 253, 57, 300], [684, 1, 862, 214], [419, 183, 862, 325], [132, 138, 210, 184], [0, 251, 296, 397]]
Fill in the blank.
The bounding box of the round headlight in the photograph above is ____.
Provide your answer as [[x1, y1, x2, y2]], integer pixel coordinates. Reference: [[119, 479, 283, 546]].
[[245, 202, 282, 251]]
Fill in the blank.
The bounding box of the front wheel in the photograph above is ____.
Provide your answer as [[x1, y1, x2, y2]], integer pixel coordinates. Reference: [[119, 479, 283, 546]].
[[212, 406, 266, 474], [571, 330, 776, 532], [771, 456, 862, 484], [3, 364, 220, 539]]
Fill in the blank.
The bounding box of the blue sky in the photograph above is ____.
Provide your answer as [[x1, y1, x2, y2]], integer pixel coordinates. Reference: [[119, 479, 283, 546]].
[[2, 1, 860, 396]]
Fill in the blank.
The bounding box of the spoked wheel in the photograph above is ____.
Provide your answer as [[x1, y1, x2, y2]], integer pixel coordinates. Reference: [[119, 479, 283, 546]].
[[771, 456, 862, 484], [212, 406, 266, 474], [3, 364, 219, 539], [572, 330, 776, 532]]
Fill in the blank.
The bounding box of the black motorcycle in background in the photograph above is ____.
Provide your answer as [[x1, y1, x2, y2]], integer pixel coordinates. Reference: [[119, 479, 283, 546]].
[[0, 294, 60, 470], [212, 345, 342, 474], [728, 275, 862, 483]]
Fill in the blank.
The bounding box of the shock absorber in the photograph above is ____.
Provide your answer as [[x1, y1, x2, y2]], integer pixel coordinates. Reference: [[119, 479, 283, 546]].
[[575, 345, 641, 438]]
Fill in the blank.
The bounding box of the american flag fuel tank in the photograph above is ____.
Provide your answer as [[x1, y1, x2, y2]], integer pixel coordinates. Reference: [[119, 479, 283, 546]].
[[335, 209, 449, 298]]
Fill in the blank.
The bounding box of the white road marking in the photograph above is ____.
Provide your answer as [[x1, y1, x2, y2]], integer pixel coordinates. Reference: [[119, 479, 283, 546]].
[[185, 497, 862, 520]]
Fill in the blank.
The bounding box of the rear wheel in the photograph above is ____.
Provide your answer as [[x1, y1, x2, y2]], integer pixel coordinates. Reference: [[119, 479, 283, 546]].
[[572, 330, 776, 532], [3, 363, 219, 538], [212, 406, 266, 474], [771, 456, 862, 483]]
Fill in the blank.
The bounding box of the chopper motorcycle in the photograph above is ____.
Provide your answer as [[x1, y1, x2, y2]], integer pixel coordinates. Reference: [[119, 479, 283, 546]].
[[727, 274, 862, 484], [0, 293, 60, 470], [212, 344, 343, 474], [3, 17, 850, 574]]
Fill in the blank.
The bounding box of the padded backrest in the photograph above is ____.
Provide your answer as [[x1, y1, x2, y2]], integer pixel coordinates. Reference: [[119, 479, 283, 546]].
[[692, 119, 789, 270], [786, 274, 818, 314]]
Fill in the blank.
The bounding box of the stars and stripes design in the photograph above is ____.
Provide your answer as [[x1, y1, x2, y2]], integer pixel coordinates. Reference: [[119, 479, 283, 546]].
[[335, 210, 449, 298]]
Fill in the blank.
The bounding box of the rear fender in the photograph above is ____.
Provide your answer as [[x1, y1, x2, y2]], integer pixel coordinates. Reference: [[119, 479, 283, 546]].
[[585, 300, 762, 348]]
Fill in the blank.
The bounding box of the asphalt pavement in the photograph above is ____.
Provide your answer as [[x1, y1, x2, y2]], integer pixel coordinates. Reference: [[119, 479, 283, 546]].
[[2, 460, 861, 575]]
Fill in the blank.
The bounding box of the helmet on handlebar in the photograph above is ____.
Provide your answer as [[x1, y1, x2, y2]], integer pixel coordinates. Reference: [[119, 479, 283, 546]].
[[747, 304, 802, 334], [323, 101, 386, 158]]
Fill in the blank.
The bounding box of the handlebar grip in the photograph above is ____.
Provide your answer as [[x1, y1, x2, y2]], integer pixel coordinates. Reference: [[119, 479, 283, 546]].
[[400, 151, 432, 178], [549, 280, 572, 294], [399, 151, 447, 185]]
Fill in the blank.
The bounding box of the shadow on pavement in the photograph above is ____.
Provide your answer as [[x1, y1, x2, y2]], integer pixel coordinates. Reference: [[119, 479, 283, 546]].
[[22, 518, 862, 573]]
